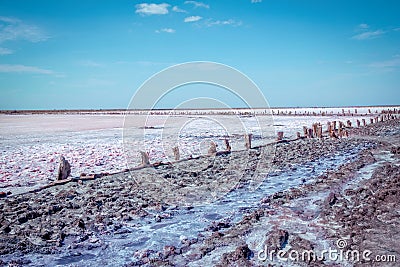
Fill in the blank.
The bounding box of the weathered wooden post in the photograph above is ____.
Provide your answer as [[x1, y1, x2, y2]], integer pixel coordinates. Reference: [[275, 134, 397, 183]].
[[312, 123, 318, 137], [244, 134, 252, 149], [346, 120, 352, 128], [296, 132, 301, 139], [140, 151, 150, 166], [224, 139, 231, 152], [374, 117, 378, 123], [327, 122, 335, 138], [57, 155, 71, 180], [208, 141, 217, 155], [317, 125, 323, 138], [332, 121, 337, 131], [303, 126, 308, 138], [308, 128, 313, 138], [362, 119, 366, 126], [356, 120, 360, 127], [172, 146, 180, 161], [370, 118, 374, 124], [277, 131, 284, 141], [338, 128, 342, 138]]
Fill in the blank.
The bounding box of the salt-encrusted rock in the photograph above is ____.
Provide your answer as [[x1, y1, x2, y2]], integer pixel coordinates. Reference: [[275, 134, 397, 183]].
[[218, 244, 252, 266], [57, 155, 71, 180], [264, 229, 289, 251], [326, 192, 338, 206], [390, 146, 400, 155], [163, 245, 176, 258]]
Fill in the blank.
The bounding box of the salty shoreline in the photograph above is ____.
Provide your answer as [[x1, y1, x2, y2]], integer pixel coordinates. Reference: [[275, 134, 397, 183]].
[[1, 118, 399, 266]]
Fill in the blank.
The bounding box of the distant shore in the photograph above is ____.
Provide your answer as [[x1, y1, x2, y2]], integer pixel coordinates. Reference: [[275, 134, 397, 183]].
[[1, 105, 400, 115]]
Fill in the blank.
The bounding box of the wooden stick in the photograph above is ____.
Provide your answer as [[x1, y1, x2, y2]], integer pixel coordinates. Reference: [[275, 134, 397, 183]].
[[303, 126, 308, 138], [308, 128, 313, 138], [277, 131, 284, 141], [244, 134, 252, 149], [57, 155, 71, 180], [140, 151, 150, 166], [224, 139, 231, 152], [172, 146, 180, 161], [208, 141, 217, 155]]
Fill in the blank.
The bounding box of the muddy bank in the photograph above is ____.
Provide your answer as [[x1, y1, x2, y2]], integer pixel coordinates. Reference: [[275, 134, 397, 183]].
[[0, 119, 399, 266]]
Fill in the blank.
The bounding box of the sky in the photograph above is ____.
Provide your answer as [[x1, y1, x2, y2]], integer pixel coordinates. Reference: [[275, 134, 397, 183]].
[[0, 0, 399, 109]]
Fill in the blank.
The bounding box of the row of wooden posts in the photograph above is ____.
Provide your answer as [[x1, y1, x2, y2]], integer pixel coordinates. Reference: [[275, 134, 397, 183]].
[[290, 114, 398, 141], [139, 114, 398, 166], [125, 107, 400, 117]]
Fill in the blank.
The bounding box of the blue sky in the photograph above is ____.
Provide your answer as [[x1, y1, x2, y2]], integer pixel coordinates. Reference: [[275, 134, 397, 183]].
[[0, 0, 399, 109]]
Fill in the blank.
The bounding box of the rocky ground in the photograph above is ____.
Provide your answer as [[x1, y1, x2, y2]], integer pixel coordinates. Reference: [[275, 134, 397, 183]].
[[0, 119, 399, 266]]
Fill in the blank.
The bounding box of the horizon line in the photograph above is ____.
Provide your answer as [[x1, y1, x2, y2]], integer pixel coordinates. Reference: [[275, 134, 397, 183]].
[[1, 104, 400, 113]]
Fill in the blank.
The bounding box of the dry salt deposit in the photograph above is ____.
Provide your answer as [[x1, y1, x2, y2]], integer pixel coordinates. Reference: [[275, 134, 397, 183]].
[[0, 107, 396, 194]]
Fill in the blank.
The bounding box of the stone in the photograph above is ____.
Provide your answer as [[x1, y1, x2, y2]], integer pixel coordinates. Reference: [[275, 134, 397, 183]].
[[326, 192, 338, 206], [163, 245, 176, 258], [265, 229, 289, 251], [218, 244, 253, 267]]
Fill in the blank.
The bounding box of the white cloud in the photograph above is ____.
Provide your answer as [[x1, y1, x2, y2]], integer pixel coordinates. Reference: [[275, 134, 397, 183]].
[[135, 3, 170, 15], [394, 27, 400, 31], [368, 56, 400, 69], [155, 28, 176, 33], [0, 16, 49, 43], [0, 64, 54, 74], [352, 30, 385, 40], [358, 23, 369, 29], [0, 47, 13, 55], [251, 0, 262, 3], [184, 1, 209, 9], [184, 16, 202, 23], [205, 19, 242, 27], [172, 6, 187, 13], [352, 23, 388, 40]]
